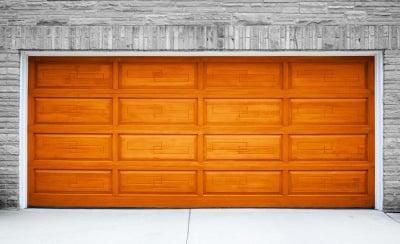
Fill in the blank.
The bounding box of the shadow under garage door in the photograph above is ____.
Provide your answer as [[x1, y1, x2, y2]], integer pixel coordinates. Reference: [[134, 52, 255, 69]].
[[28, 56, 375, 208]]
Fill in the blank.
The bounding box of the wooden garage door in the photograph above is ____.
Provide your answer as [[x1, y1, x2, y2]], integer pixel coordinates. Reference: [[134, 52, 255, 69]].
[[28, 57, 375, 208]]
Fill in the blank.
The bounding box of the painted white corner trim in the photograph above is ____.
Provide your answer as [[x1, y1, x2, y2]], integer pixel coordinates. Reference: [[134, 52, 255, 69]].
[[18, 50, 384, 210]]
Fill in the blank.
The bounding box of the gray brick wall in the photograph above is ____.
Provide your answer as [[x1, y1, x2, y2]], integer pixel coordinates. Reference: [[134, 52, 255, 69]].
[[1, 0, 400, 26], [384, 50, 400, 212], [0, 50, 19, 209], [0, 0, 400, 211]]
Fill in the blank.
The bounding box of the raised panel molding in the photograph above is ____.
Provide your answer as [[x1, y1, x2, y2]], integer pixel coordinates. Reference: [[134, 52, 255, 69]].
[[36, 62, 113, 88], [34, 134, 112, 160], [205, 99, 282, 125], [120, 63, 196, 88], [35, 98, 113, 124], [119, 98, 197, 124], [289, 171, 368, 194], [119, 171, 197, 194], [205, 63, 282, 88], [205, 135, 282, 160], [34, 170, 112, 194], [289, 135, 367, 161], [290, 99, 368, 125], [289, 63, 366, 89], [119, 135, 197, 160], [204, 171, 282, 194]]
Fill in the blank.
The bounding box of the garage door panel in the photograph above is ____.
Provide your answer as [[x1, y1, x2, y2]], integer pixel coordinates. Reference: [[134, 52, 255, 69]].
[[290, 99, 368, 125], [289, 63, 366, 89], [120, 63, 196, 88], [119, 135, 197, 160], [289, 171, 368, 194], [290, 135, 367, 161], [29, 57, 374, 208], [35, 98, 113, 124], [119, 171, 197, 194], [205, 63, 282, 88], [34, 134, 113, 160], [36, 62, 113, 88], [34, 169, 112, 194], [119, 98, 197, 124], [205, 99, 282, 125], [205, 135, 282, 160], [204, 171, 282, 194]]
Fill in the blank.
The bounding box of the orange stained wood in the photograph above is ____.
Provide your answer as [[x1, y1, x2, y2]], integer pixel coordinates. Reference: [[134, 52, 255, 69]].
[[28, 56, 375, 208]]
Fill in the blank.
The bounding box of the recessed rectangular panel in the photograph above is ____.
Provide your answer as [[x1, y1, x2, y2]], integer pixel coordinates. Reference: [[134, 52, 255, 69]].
[[205, 99, 282, 125], [205, 63, 282, 88], [36, 63, 112, 88], [119, 99, 197, 124], [290, 135, 367, 161], [119, 171, 197, 194], [290, 99, 367, 125], [35, 98, 113, 124], [205, 135, 281, 160], [204, 171, 282, 194], [34, 170, 112, 194], [119, 135, 197, 160], [289, 171, 367, 194], [289, 63, 366, 89], [120, 63, 196, 88], [34, 134, 112, 160]]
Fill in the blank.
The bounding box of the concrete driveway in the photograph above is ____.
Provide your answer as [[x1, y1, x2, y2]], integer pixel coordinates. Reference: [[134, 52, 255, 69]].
[[0, 209, 399, 244]]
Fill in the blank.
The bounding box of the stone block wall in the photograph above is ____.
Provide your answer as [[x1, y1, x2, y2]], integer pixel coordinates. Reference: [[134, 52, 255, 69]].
[[0, 0, 399, 211]]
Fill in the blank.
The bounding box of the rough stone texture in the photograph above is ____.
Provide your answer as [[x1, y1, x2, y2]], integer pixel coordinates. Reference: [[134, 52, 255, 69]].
[[0, 0, 400, 211], [383, 50, 400, 212], [0, 50, 19, 209], [1, 0, 400, 26]]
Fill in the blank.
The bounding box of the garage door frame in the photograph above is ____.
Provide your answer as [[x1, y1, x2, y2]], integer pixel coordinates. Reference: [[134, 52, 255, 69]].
[[18, 50, 384, 210]]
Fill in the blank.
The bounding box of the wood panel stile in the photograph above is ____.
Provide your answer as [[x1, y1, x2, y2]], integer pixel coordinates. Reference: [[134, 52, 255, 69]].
[[197, 59, 205, 197], [112, 58, 119, 197], [282, 61, 290, 197]]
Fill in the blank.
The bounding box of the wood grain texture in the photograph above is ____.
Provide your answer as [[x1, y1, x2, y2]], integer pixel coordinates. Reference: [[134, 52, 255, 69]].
[[205, 99, 282, 125], [289, 62, 366, 89], [120, 62, 197, 88], [205, 135, 282, 160], [36, 62, 113, 88], [119, 98, 197, 124], [204, 171, 282, 194], [119, 171, 197, 194], [289, 135, 367, 161], [205, 62, 282, 88], [34, 170, 112, 194], [28, 56, 374, 208], [289, 171, 368, 194], [119, 135, 197, 160], [35, 98, 113, 124], [34, 134, 112, 160], [289, 99, 367, 125]]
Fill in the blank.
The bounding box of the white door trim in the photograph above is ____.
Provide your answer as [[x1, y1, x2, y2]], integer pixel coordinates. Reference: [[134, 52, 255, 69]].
[[374, 51, 384, 211], [19, 53, 28, 209], [19, 50, 384, 210]]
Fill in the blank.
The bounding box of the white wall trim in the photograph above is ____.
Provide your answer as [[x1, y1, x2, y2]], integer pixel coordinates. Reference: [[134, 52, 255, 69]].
[[18, 50, 384, 210], [374, 51, 384, 211], [22, 50, 379, 57], [19, 52, 28, 209]]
